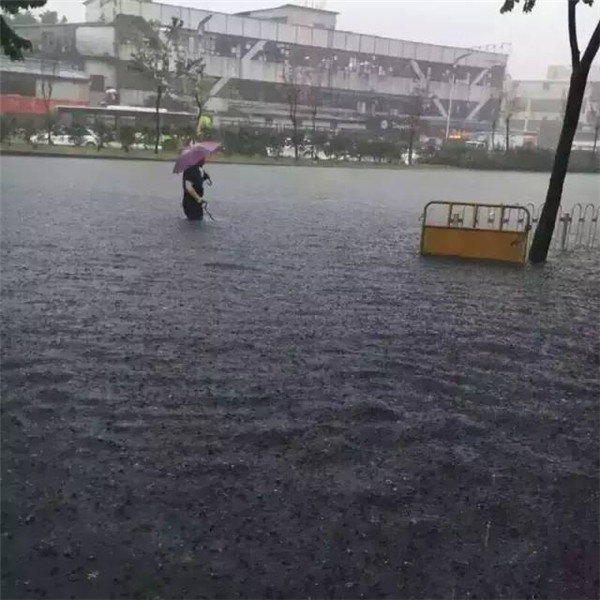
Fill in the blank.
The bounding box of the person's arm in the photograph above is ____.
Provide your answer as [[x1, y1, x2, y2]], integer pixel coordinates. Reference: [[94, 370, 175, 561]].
[[185, 180, 204, 203]]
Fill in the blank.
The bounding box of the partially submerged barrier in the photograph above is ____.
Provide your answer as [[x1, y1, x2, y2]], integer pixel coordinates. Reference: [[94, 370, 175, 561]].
[[420, 202, 531, 263]]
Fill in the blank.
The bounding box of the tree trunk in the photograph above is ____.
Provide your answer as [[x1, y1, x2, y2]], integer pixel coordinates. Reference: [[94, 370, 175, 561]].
[[195, 92, 202, 141], [154, 84, 162, 155], [46, 117, 53, 146], [528, 68, 589, 263], [505, 116, 510, 153], [593, 122, 599, 156], [491, 119, 496, 151], [408, 126, 415, 166], [311, 108, 317, 160], [292, 118, 299, 160]]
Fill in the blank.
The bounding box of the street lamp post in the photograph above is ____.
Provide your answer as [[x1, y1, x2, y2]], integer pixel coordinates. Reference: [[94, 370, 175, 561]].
[[445, 51, 474, 142]]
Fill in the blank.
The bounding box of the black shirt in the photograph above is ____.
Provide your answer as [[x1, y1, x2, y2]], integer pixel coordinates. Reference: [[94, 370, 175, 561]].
[[182, 165, 207, 200]]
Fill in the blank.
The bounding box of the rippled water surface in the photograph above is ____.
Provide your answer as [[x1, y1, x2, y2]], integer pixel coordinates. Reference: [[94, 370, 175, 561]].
[[2, 157, 599, 599]]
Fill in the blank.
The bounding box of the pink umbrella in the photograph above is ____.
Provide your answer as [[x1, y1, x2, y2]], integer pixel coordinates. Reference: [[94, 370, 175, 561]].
[[173, 141, 221, 174]]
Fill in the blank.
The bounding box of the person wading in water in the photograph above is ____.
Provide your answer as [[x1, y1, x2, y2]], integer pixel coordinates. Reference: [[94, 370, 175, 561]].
[[182, 158, 211, 220]]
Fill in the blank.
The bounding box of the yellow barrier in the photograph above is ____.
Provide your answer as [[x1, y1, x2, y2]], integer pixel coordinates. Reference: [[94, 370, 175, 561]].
[[420, 202, 531, 264]]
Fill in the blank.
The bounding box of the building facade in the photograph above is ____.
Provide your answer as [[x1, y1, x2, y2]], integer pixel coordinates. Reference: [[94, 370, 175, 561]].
[[0, 56, 89, 117], [508, 66, 600, 149], [7, 0, 509, 138]]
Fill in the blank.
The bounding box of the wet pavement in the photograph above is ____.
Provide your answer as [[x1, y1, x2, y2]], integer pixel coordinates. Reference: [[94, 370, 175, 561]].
[[1, 157, 599, 599]]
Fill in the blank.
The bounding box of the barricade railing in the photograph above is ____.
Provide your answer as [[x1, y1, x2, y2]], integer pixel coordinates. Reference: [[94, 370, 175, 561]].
[[525, 202, 599, 251], [420, 202, 531, 263]]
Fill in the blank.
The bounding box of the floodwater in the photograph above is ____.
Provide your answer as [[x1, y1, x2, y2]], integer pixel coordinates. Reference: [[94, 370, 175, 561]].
[[1, 157, 599, 599]]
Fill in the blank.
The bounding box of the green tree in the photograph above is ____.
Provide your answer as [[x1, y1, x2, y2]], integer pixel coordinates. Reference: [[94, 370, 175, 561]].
[[406, 82, 433, 165], [311, 130, 329, 159], [39, 10, 58, 24], [266, 130, 286, 158], [501, 85, 519, 153], [22, 119, 36, 145], [69, 125, 86, 147], [94, 120, 114, 151], [502, 0, 600, 263], [1, 0, 46, 60], [0, 114, 15, 145], [118, 126, 135, 152], [327, 133, 352, 160], [39, 60, 57, 144], [306, 67, 325, 159], [282, 63, 306, 160]]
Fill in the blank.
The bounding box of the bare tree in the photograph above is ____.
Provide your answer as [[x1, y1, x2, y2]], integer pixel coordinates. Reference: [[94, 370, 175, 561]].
[[490, 89, 503, 150], [129, 19, 167, 154], [306, 66, 325, 159], [501, 84, 519, 153], [165, 21, 206, 136], [406, 81, 434, 165], [282, 63, 306, 160], [130, 17, 203, 153], [40, 60, 57, 144]]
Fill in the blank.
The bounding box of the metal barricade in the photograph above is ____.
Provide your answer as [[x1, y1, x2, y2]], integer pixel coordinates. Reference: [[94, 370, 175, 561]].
[[420, 202, 531, 264], [523, 202, 599, 251]]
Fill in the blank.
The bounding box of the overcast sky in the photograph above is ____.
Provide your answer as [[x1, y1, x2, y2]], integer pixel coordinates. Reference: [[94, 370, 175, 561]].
[[41, 0, 599, 80]]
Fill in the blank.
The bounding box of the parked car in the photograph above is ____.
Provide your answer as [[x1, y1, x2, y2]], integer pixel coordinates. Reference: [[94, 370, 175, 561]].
[[401, 150, 422, 165], [106, 133, 164, 151], [30, 127, 99, 147]]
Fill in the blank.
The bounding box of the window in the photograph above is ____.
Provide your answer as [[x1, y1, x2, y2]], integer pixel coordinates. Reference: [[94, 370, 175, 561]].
[[514, 97, 528, 111], [90, 75, 105, 92], [530, 99, 563, 112], [2, 73, 36, 96], [41, 31, 56, 51]]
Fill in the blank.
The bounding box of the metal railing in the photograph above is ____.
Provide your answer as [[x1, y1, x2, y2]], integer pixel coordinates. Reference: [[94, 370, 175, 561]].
[[525, 203, 599, 251]]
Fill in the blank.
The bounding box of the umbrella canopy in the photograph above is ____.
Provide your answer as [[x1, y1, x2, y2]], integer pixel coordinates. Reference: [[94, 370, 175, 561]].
[[173, 141, 221, 174]]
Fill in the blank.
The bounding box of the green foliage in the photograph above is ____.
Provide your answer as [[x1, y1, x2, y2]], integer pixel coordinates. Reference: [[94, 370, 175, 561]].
[[140, 128, 154, 149], [39, 10, 58, 24], [421, 145, 598, 173], [0, 114, 15, 145], [5, 10, 37, 25], [177, 124, 196, 145], [266, 131, 286, 158], [500, 0, 537, 13], [68, 125, 86, 147], [118, 126, 136, 152], [368, 139, 396, 163], [162, 136, 179, 151], [311, 131, 329, 159], [0, 0, 46, 60], [327, 133, 353, 159], [94, 120, 114, 150], [0, 0, 46, 14], [501, 0, 593, 12], [21, 119, 37, 145], [221, 127, 270, 157]]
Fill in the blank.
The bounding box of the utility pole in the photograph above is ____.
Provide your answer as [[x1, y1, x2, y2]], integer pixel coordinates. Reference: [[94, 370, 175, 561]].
[[445, 51, 473, 142]]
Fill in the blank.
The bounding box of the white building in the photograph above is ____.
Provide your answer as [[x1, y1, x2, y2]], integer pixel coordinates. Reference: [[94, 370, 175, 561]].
[[508, 66, 600, 148], [9, 0, 509, 137]]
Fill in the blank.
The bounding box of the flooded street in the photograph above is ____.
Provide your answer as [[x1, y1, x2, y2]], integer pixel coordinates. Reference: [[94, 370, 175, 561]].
[[2, 157, 599, 599]]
